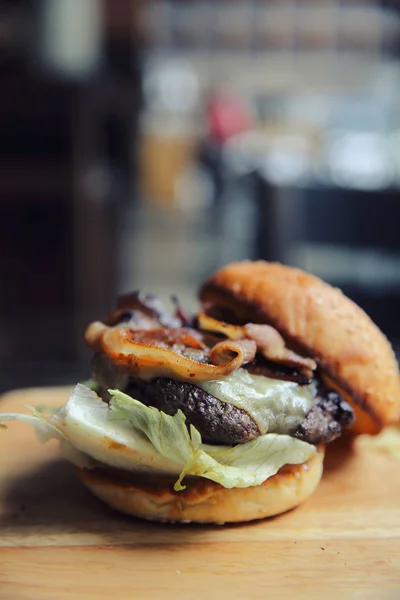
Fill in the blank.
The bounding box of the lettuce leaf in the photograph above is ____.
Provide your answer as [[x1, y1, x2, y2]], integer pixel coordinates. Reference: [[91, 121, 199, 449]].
[[109, 389, 316, 490], [79, 378, 100, 392], [0, 404, 95, 468], [0, 407, 63, 442], [109, 390, 198, 467], [54, 384, 182, 474], [1, 385, 316, 491]]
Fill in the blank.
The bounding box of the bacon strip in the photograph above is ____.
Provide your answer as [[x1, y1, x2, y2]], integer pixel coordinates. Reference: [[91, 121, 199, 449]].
[[244, 323, 316, 371], [87, 324, 256, 382], [86, 298, 316, 383], [197, 313, 316, 372]]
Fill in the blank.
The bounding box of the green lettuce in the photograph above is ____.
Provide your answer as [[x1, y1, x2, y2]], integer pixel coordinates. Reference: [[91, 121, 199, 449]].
[[0, 404, 95, 468], [108, 389, 316, 491], [1, 385, 316, 492], [0, 406, 63, 442]]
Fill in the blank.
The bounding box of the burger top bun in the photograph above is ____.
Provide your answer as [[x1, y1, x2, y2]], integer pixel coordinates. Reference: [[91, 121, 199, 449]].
[[200, 261, 400, 435]]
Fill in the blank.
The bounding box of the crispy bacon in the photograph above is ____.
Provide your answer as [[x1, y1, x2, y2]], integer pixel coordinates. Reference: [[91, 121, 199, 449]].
[[86, 293, 316, 383], [87, 324, 256, 382], [121, 327, 206, 351], [197, 313, 316, 372], [85, 321, 109, 352], [246, 362, 313, 385], [244, 323, 316, 371]]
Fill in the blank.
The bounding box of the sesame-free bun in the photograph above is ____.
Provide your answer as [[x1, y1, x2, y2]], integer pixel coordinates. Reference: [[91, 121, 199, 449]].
[[78, 447, 324, 524], [200, 261, 400, 434]]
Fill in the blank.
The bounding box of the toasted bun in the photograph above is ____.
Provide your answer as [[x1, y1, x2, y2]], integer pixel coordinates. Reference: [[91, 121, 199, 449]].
[[78, 448, 324, 524], [200, 261, 400, 434]]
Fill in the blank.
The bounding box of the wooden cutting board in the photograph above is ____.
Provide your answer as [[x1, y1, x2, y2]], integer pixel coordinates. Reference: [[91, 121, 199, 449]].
[[1, 386, 400, 600]]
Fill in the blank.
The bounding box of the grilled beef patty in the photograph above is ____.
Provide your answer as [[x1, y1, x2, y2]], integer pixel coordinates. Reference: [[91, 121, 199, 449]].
[[125, 377, 354, 446], [93, 352, 354, 446], [125, 377, 260, 445], [292, 387, 354, 444]]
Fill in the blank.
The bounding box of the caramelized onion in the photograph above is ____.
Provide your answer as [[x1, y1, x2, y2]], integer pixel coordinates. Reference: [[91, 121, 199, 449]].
[[197, 313, 245, 340], [85, 321, 110, 352], [87, 305, 315, 384], [116, 291, 182, 328], [197, 314, 316, 372], [105, 309, 161, 329], [244, 324, 317, 371], [171, 295, 194, 327], [209, 338, 257, 366], [98, 326, 254, 381], [117, 291, 164, 317]]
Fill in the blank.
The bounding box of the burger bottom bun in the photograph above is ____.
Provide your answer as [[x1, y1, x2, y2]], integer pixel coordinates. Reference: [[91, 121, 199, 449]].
[[78, 447, 324, 524]]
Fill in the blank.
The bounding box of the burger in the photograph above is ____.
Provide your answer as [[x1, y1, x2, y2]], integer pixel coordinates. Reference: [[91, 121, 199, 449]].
[[2, 261, 400, 524]]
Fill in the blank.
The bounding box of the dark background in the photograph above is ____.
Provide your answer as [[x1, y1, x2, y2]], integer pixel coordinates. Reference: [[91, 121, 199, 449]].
[[0, 0, 399, 393]]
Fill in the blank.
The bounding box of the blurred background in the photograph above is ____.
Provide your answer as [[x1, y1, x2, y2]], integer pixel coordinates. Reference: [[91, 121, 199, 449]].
[[1, 0, 400, 392]]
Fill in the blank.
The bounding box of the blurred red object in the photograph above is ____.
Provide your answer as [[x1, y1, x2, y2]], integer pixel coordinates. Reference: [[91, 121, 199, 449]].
[[208, 94, 252, 144]]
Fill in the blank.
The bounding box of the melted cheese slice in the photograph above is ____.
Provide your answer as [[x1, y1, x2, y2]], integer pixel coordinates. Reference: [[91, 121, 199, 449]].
[[198, 369, 316, 435]]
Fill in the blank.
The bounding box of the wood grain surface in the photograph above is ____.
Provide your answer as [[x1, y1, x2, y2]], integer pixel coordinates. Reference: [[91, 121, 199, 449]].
[[1, 386, 400, 600]]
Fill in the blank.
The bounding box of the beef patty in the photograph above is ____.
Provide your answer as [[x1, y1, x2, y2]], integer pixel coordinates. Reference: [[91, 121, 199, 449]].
[[292, 387, 354, 444], [125, 377, 260, 445], [93, 351, 354, 446], [125, 377, 354, 446]]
